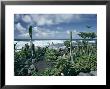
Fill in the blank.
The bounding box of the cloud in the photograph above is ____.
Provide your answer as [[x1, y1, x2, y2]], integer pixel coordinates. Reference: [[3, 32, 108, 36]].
[[66, 30, 70, 34], [66, 29, 78, 34], [14, 23, 79, 39], [15, 23, 26, 33], [15, 14, 82, 26], [30, 14, 54, 26], [22, 15, 32, 23], [32, 26, 79, 39], [18, 33, 29, 38], [32, 27, 51, 39], [14, 22, 30, 39], [14, 14, 96, 39], [37, 16, 53, 26], [55, 14, 75, 23], [30, 14, 81, 26], [14, 14, 20, 22], [32, 27, 57, 39]]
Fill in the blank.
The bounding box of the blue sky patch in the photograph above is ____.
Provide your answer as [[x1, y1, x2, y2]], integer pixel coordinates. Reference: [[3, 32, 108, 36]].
[[14, 14, 97, 39]]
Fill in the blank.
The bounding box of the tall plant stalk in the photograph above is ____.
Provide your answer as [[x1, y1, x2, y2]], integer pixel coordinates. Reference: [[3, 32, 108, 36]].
[[70, 31, 74, 64], [29, 26, 33, 59]]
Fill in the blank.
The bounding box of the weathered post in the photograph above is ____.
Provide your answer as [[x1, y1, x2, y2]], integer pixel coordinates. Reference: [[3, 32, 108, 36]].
[[29, 26, 33, 57], [28, 26, 36, 75], [70, 31, 74, 64]]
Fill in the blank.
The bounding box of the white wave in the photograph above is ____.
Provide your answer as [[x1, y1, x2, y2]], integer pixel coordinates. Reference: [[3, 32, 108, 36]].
[[14, 40, 96, 50], [14, 40, 65, 49]]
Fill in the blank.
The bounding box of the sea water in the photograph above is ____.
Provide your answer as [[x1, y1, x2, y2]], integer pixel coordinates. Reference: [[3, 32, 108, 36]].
[[14, 40, 66, 49], [14, 40, 96, 50]]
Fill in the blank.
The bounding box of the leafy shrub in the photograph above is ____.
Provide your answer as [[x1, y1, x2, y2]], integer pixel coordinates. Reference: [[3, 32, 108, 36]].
[[72, 55, 97, 74], [64, 40, 70, 48], [14, 36, 97, 76], [45, 49, 59, 62], [35, 47, 46, 61]]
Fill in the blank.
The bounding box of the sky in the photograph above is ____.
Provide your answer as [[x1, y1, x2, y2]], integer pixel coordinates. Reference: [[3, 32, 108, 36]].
[[14, 14, 97, 39]]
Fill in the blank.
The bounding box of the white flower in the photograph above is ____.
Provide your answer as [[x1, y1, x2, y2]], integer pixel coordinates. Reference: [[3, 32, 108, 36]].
[[61, 73, 64, 76]]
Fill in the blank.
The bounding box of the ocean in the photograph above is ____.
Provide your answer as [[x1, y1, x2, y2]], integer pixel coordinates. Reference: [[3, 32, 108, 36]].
[[14, 39, 96, 50]]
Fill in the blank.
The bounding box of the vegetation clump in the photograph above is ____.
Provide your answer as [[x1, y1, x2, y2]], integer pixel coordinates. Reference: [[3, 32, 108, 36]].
[[14, 29, 97, 76]]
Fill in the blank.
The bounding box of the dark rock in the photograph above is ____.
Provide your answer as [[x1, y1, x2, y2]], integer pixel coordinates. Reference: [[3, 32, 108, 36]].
[[78, 72, 90, 76], [77, 71, 97, 76], [90, 71, 97, 76]]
